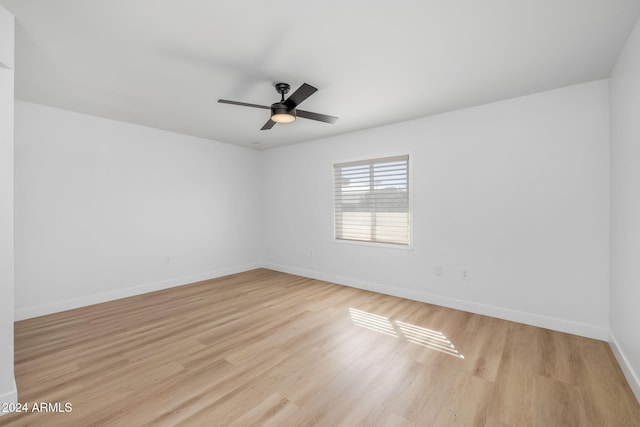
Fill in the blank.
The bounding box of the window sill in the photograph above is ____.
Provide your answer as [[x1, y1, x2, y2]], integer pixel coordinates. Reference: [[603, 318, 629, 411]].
[[332, 238, 414, 251]]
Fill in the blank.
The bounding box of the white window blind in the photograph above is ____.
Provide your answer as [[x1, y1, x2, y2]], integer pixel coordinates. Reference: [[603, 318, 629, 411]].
[[334, 155, 410, 245]]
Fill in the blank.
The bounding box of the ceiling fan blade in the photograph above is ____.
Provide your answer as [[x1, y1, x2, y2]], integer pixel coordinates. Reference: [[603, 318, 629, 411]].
[[284, 83, 317, 109], [296, 109, 339, 124], [218, 99, 270, 110], [261, 119, 276, 130]]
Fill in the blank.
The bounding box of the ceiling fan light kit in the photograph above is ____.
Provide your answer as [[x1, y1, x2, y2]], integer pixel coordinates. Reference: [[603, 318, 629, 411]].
[[218, 82, 338, 130], [270, 103, 296, 124]]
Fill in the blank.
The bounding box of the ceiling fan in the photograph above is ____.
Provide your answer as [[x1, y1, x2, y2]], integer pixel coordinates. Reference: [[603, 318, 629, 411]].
[[218, 82, 339, 130]]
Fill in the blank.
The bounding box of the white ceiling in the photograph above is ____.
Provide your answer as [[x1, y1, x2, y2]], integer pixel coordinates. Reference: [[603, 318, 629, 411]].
[[2, 1, 640, 149]]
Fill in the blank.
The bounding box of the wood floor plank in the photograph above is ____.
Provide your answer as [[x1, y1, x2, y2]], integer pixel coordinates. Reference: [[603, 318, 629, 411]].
[[227, 393, 298, 427], [460, 315, 509, 383], [339, 355, 424, 426], [486, 322, 544, 425], [383, 412, 419, 427], [1, 269, 638, 426], [533, 375, 590, 427]]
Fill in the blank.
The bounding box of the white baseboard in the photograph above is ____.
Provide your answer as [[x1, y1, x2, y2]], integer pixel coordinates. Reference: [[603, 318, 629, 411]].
[[14, 261, 609, 342], [0, 378, 17, 417], [609, 331, 640, 403], [14, 262, 263, 321], [262, 262, 608, 341]]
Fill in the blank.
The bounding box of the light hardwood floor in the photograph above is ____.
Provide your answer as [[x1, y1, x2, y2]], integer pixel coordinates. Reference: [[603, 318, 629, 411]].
[[2, 269, 639, 426]]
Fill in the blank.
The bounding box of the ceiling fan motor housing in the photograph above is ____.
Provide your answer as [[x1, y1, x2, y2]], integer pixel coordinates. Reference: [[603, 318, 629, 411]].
[[271, 102, 294, 116]]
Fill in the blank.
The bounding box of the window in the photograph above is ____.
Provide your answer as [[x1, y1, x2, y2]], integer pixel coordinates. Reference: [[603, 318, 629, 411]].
[[334, 155, 410, 245]]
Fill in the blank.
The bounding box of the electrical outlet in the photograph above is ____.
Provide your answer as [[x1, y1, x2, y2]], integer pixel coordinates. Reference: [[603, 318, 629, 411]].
[[434, 265, 443, 277], [461, 269, 469, 280], [164, 256, 172, 265]]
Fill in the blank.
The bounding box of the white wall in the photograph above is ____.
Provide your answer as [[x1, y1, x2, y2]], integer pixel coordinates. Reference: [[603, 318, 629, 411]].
[[609, 17, 640, 401], [14, 101, 263, 319], [0, 4, 16, 410], [263, 80, 610, 339]]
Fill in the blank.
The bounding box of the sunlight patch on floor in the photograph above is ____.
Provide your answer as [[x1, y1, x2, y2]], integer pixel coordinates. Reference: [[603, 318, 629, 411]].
[[349, 308, 464, 359], [349, 308, 398, 337]]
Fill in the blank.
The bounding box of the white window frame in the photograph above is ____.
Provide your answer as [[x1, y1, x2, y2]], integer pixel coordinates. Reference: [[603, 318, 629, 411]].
[[332, 154, 413, 249]]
